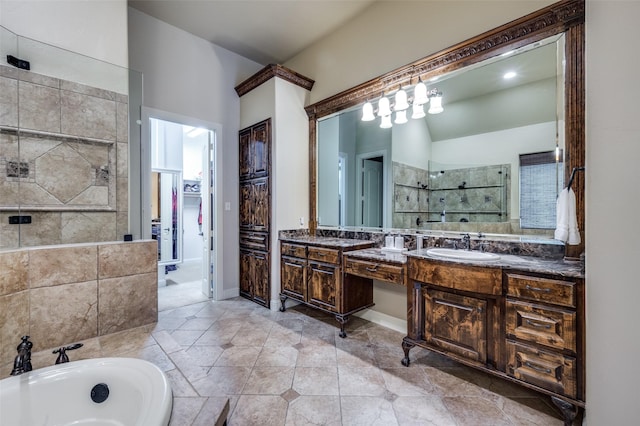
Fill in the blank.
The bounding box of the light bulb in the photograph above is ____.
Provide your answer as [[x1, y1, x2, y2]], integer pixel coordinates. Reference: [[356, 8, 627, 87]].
[[380, 114, 392, 128]]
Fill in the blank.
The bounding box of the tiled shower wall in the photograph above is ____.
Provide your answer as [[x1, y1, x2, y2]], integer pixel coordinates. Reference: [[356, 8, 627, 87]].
[[0, 240, 157, 369], [0, 64, 129, 248], [392, 161, 510, 229]]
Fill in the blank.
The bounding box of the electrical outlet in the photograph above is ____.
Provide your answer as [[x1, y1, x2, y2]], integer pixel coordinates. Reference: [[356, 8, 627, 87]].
[[299, 216, 304, 227]]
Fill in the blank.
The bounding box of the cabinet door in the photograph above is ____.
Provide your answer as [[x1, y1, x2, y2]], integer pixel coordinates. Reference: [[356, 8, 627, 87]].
[[424, 288, 487, 363], [239, 181, 253, 229], [281, 256, 306, 301], [308, 261, 340, 312], [239, 248, 254, 298], [251, 177, 270, 231], [252, 251, 270, 307], [239, 128, 252, 180], [251, 122, 270, 178]]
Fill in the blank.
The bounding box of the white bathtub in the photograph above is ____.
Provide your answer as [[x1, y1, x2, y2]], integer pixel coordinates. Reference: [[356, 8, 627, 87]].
[[0, 357, 173, 426]]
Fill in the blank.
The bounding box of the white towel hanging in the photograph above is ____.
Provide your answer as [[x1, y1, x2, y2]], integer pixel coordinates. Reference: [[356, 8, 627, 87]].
[[554, 188, 581, 245]]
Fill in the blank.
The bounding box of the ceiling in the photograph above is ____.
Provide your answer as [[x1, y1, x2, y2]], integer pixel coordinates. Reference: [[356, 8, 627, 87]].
[[128, 0, 378, 65]]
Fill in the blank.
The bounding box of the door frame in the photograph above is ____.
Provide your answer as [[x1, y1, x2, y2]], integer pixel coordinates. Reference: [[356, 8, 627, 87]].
[[355, 149, 389, 228], [140, 107, 224, 301]]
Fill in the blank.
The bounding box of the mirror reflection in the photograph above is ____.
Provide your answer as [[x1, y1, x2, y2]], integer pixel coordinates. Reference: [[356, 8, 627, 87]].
[[317, 34, 565, 237]]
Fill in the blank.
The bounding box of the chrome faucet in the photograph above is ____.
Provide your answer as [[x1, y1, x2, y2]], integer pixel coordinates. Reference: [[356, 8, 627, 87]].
[[461, 233, 471, 251], [10, 336, 33, 376]]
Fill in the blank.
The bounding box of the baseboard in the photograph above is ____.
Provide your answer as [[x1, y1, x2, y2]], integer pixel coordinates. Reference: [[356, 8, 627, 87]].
[[222, 288, 240, 299], [354, 309, 407, 334]]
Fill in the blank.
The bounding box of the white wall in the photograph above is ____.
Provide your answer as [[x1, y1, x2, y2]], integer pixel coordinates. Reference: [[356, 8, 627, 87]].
[[585, 1, 640, 424], [128, 7, 262, 296], [284, 1, 557, 104], [0, 0, 128, 67]]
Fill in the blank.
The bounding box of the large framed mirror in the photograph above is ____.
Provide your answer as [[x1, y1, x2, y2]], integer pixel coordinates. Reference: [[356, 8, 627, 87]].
[[306, 0, 584, 254]]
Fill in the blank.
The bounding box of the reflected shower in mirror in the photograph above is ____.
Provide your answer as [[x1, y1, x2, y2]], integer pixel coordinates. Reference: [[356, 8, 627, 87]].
[[316, 33, 565, 237]]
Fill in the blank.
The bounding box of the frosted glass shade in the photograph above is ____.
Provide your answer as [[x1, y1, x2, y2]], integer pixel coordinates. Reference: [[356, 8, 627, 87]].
[[411, 103, 425, 119], [413, 82, 429, 105], [361, 102, 375, 121], [378, 97, 391, 117], [380, 114, 392, 128], [428, 93, 443, 114], [395, 110, 408, 124], [394, 89, 409, 111]]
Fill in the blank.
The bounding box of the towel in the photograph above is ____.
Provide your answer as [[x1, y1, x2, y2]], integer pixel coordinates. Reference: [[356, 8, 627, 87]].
[[554, 187, 581, 245]]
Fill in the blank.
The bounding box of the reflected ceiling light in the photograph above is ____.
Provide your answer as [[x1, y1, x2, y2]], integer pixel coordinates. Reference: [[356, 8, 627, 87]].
[[394, 89, 409, 111], [377, 97, 392, 117], [380, 114, 392, 129], [413, 81, 429, 106], [501, 50, 515, 57], [428, 91, 443, 114], [503, 71, 517, 79], [411, 103, 425, 119], [361, 101, 375, 121], [395, 110, 408, 124]]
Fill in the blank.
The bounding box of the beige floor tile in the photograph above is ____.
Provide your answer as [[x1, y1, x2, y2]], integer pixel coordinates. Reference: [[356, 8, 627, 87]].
[[229, 395, 287, 426], [254, 345, 298, 367], [191, 366, 252, 396], [242, 366, 295, 395], [338, 366, 387, 397], [214, 345, 262, 367], [285, 395, 341, 426], [293, 366, 339, 396], [393, 395, 457, 425], [341, 396, 399, 425]]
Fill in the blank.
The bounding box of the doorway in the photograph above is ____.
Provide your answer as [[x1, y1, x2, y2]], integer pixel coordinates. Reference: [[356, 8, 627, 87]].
[[355, 150, 388, 228], [141, 108, 224, 311]]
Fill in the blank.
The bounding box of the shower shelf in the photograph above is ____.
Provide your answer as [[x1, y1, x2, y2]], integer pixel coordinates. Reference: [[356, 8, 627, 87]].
[[0, 126, 115, 145]]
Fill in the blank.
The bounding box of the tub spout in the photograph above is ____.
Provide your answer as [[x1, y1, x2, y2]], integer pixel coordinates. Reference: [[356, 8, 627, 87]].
[[10, 336, 33, 376]]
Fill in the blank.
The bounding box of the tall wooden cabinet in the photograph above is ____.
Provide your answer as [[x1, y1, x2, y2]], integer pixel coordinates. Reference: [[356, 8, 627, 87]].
[[239, 119, 271, 308]]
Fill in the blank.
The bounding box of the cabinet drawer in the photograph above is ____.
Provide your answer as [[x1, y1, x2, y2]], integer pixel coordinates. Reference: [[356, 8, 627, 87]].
[[506, 273, 576, 308], [240, 231, 269, 251], [506, 300, 576, 352], [281, 242, 306, 258], [281, 255, 306, 301], [408, 258, 501, 295], [308, 246, 340, 264], [506, 340, 577, 398], [343, 257, 404, 285]]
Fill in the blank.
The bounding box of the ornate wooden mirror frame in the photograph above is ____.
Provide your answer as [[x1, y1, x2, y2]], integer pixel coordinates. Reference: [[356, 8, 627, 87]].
[[305, 0, 585, 257]]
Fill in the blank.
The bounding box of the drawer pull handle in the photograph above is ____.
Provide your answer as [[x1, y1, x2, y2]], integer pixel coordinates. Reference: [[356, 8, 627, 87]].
[[365, 264, 379, 272], [525, 284, 551, 293], [524, 361, 552, 374], [316, 252, 327, 257], [526, 319, 552, 329]]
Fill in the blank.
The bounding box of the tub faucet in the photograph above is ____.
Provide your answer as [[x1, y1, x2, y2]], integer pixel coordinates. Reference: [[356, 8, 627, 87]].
[[10, 336, 33, 376]]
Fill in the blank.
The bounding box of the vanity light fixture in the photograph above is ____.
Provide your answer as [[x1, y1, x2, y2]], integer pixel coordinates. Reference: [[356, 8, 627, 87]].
[[413, 81, 429, 106], [503, 71, 517, 79]]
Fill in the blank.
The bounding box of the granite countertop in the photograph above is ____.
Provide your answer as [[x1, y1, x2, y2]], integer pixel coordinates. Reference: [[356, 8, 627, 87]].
[[407, 248, 585, 279], [280, 235, 376, 249], [343, 248, 408, 265]]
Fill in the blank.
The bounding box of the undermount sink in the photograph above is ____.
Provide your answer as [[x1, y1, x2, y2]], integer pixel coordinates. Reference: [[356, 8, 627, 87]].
[[426, 247, 500, 261]]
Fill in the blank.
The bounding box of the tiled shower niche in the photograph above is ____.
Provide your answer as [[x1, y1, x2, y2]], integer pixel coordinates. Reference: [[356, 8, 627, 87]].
[[392, 161, 510, 228], [0, 64, 129, 248]]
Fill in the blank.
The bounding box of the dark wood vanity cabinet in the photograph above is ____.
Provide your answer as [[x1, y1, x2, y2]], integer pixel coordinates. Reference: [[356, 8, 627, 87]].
[[239, 119, 271, 308], [279, 239, 375, 336], [403, 256, 585, 425]]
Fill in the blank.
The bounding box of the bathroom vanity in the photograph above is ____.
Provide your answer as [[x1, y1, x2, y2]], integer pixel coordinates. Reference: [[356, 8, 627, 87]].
[[279, 236, 376, 337], [402, 249, 585, 425]]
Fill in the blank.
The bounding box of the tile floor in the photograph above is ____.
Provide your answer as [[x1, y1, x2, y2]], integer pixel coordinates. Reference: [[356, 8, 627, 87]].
[[152, 296, 568, 425], [5, 294, 571, 425]]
